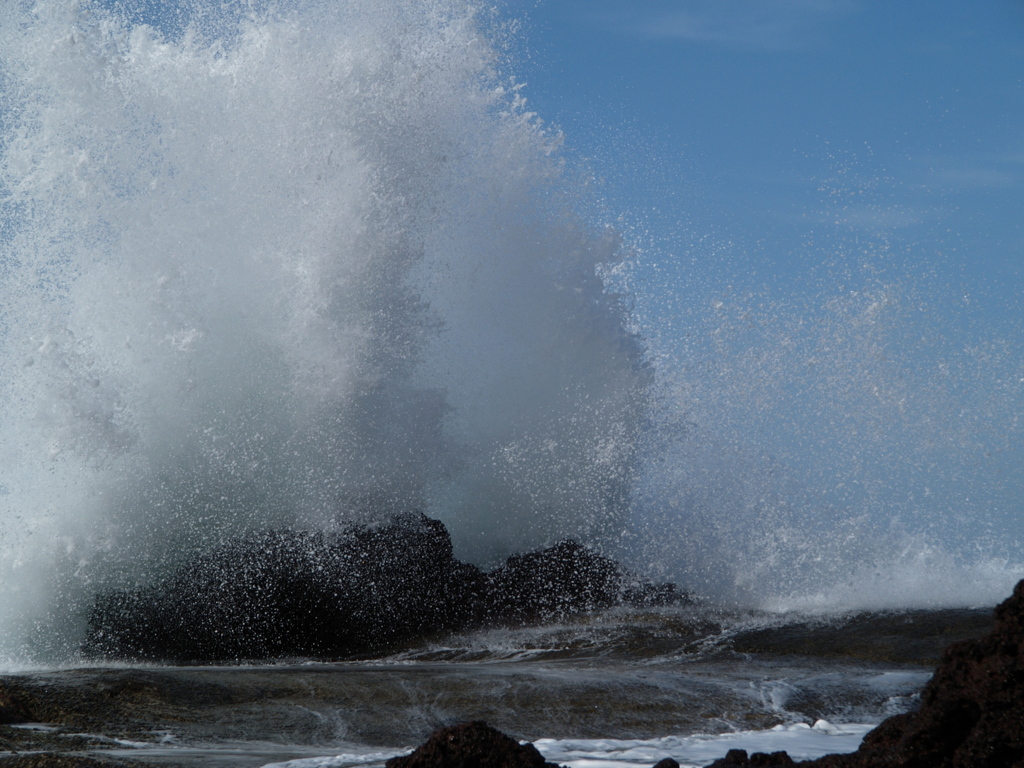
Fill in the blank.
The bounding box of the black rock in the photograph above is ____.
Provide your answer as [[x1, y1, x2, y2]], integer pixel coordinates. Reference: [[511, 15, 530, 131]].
[[623, 581, 692, 608], [385, 721, 562, 768], [84, 513, 486, 662], [484, 539, 627, 624], [706, 750, 794, 767], [84, 513, 688, 663]]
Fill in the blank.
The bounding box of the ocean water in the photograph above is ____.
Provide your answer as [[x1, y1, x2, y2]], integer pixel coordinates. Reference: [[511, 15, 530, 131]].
[[0, 0, 1021, 764], [6, 605, 976, 766]]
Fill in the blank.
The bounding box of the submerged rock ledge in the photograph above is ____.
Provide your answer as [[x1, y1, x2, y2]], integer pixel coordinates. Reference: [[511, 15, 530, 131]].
[[84, 512, 688, 663]]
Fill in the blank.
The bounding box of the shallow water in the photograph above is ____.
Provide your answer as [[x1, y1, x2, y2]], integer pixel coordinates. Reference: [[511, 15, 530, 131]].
[[0, 605, 992, 767]]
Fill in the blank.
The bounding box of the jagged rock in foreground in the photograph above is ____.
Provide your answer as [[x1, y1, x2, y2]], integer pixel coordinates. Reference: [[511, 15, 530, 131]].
[[705, 750, 794, 766], [385, 721, 562, 768], [707, 578, 1024, 768], [385, 721, 687, 768], [84, 513, 688, 663]]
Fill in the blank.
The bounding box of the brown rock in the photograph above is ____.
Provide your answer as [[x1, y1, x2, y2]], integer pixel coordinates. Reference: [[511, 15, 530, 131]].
[[706, 749, 795, 766], [0, 689, 32, 724], [385, 721, 562, 768]]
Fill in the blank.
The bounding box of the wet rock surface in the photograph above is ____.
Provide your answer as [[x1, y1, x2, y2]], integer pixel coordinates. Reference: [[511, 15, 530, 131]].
[[0, 714, 150, 767], [0, 690, 32, 725], [0, 757, 145, 768], [84, 513, 687, 663], [728, 607, 995, 666]]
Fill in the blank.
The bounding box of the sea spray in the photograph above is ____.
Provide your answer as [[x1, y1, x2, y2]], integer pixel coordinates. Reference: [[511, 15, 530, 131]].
[[0, 0, 647, 663], [1, 0, 1022, 667], [630, 271, 1024, 609]]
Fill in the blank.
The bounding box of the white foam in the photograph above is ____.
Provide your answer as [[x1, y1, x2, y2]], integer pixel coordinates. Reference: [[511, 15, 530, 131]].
[[0, 0, 646, 663], [255, 722, 872, 768], [260, 750, 406, 768], [535, 721, 873, 768]]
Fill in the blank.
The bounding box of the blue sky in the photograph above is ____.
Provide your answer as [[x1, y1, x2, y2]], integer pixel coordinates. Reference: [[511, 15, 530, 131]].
[[506, 2, 1024, 558], [510, 0, 1023, 329]]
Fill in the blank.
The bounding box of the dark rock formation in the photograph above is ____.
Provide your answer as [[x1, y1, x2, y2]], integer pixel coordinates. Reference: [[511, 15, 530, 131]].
[[385, 721, 562, 768], [706, 749, 795, 766], [704, 577, 1024, 768], [84, 513, 687, 663], [84, 513, 485, 662], [485, 539, 627, 624]]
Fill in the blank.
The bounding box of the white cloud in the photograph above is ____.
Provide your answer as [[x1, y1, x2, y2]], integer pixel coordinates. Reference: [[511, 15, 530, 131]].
[[803, 204, 936, 232], [928, 167, 1016, 190], [915, 155, 1020, 191], [603, 0, 859, 50]]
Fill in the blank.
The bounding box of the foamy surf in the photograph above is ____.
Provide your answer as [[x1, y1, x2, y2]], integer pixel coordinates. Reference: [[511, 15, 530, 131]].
[[255, 723, 873, 768]]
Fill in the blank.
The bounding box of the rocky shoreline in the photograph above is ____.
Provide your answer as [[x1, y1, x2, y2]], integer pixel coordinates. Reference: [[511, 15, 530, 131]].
[[398, 578, 1024, 768], [0, 516, 1015, 767], [85, 514, 687, 663]]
